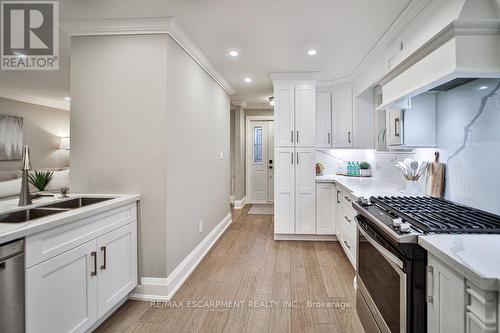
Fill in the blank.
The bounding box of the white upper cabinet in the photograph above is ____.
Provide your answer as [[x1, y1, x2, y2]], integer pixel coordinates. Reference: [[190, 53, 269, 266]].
[[316, 92, 332, 148], [332, 88, 353, 148], [274, 83, 295, 147], [294, 84, 316, 147]]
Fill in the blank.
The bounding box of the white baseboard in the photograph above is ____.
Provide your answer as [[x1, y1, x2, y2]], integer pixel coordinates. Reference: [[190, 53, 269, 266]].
[[274, 234, 338, 241], [129, 212, 232, 302], [233, 196, 247, 209]]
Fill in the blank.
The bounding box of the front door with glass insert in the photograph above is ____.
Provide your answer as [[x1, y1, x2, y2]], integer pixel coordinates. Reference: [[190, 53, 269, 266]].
[[249, 121, 274, 203]]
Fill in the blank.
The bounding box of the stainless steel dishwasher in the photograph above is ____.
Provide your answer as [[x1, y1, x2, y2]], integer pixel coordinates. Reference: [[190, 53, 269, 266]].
[[0, 239, 25, 333]]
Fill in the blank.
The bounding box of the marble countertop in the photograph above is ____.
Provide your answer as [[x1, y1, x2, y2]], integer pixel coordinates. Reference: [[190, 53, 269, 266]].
[[419, 235, 500, 291], [0, 194, 140, 244], [316, 174, 407, 198]]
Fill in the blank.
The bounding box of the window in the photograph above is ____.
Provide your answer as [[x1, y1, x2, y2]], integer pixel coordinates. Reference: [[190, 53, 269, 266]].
[[254, 126, 263, 163]]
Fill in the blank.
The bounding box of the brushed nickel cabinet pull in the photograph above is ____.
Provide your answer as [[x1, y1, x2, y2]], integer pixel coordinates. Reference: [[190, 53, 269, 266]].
[[100, 246, 107, 270], [296, 131, 299, 143], [296, 152, 299, 164], [344, 240, 351, 249], [426, 265, 434, 303], [328, 133, 331, 144], [291, 152, 293, 164], [337, 191, 340, 204], [344, 216, 351, 223], [348, 131, 351, 144], [291, 130, 294, 143], [91, 251, 97, 276]]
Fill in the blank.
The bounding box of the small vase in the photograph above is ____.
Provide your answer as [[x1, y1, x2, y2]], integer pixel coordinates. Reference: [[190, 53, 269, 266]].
[[405, 180, 419, 195]]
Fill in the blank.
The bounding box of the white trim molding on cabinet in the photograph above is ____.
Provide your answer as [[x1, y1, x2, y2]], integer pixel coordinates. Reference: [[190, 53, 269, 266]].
[[62, 17, 235, 95], [130, 212, 232, 302]]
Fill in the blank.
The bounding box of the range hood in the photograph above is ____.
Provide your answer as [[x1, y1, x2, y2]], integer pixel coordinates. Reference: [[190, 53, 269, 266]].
[[377, 0, 500, 110]]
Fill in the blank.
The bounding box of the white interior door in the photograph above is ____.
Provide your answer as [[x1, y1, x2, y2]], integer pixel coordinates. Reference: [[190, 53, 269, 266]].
[[249, 120, 274, 203]]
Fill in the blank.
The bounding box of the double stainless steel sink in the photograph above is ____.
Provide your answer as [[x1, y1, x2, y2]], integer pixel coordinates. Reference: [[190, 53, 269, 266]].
[[0, 197, 113, 223]]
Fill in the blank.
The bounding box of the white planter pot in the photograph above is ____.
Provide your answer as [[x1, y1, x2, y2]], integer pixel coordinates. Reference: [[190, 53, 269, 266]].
[[360, 169, 370, 177]]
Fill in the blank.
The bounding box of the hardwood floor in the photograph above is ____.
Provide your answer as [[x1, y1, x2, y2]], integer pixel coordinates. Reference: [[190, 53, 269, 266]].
[[94, 205, 364, 333]]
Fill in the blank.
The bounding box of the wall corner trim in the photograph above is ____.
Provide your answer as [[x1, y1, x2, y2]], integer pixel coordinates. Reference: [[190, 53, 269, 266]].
[[62, 17, 235, 95], [129, 212, 233, 302], [233, 197, 247, 209]]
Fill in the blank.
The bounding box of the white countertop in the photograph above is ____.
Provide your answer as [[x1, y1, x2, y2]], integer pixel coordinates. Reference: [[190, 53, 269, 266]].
[[0, 194, 140, 244], [316, 174, 407, 198], [419, 235, 500, 291]]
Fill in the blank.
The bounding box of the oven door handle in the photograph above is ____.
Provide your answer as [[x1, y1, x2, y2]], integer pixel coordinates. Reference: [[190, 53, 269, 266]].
[[357, 220, 404, 270]]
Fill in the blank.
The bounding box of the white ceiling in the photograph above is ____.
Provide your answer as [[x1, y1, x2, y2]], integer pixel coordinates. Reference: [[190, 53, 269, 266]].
[[0, 0, 411, 110]]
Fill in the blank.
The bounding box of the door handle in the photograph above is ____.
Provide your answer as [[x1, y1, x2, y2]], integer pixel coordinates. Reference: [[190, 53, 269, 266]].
[[348, 131, 351, 144], [91, 251, 97, 276], [291, 130, 294, 143], [296, 130, 299, 143], [100, 246, 107, 270], [426, 265, 434, 303], [291, 152, 293, 164]]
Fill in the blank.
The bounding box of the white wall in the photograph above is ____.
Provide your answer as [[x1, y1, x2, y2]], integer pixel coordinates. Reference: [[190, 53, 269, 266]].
[[70, 35, 169, 278], [0, 97, 69, 172], [165, 36, 230, 275]]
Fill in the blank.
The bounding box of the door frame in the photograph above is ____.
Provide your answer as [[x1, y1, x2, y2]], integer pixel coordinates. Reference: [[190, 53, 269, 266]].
[[245, 115, 275, 204]]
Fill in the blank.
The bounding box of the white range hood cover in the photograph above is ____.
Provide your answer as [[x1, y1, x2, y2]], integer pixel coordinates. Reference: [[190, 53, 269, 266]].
[[378, 0, 500, 109]]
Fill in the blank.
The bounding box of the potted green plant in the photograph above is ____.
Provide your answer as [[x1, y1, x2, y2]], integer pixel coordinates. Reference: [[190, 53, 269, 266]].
[[359, 161, 370, 177], [28, 170, 54, 192]]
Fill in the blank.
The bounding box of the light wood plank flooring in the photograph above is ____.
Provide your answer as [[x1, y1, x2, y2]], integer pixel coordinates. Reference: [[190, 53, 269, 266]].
[[94, 205, 364, 333]]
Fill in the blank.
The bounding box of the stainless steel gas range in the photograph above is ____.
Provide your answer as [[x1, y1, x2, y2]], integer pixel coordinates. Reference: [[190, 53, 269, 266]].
[[353, 196, 500, 333]]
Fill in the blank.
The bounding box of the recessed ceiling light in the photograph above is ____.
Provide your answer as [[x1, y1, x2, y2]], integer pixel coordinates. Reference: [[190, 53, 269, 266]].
[[479, 86, 488, 90], [244, 77, 252, 83], [307, 49, 318, 56], [64, 97, 71, 101], [229, 50, 239, 57]]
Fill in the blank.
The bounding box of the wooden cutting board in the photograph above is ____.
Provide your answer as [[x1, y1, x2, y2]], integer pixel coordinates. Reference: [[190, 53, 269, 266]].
[[425, 152, 445, 198]]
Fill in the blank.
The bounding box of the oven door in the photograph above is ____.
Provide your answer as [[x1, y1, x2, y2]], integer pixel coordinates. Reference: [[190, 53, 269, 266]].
[[356, 216, 407, 333]]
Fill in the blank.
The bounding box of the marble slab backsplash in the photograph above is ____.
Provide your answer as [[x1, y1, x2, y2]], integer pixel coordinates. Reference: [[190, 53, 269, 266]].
[[317, 78, 500, 215]]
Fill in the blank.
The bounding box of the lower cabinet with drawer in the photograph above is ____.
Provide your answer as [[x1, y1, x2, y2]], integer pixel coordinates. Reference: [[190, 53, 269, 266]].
[[25, 202, 138, 333], [336, 188, 357, 268]]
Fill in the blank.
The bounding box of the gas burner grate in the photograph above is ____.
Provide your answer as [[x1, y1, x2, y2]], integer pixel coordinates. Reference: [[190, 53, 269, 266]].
[[370, 196, 500, 234]]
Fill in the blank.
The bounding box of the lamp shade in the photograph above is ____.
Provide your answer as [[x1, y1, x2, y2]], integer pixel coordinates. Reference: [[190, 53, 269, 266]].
[[59, 137, 70, 150]]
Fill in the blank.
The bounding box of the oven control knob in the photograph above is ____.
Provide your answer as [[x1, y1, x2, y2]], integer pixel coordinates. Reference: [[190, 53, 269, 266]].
[[400, 222, 411, 233], [392, 217, 403, 228]]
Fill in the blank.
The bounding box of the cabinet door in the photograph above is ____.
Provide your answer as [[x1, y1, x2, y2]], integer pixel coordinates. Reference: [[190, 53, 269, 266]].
[[97, 222, 138, 317], [316, 183, 336, 234], [316, 92, 332, 148], [274, 83, 295, 147], [274, 147, 295, 234], [295, 148, 316, 234], [26, 240, 98, 333], [295, 84, 316, 147], [427, 254, 465, 333], [332, 88, 353, 148]]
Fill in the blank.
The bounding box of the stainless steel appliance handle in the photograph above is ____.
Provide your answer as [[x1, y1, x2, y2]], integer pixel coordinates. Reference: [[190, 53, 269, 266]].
[[426, 265, 434, 303], [357, 220, 404, 269]]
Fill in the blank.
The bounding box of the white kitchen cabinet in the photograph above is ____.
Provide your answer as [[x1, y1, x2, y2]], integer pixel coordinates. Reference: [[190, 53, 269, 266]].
[[25, 203, 138, 333], [274, 147, 295, 234], [332, 88, 353, 148], [274, 83, 295, 147], [427, 253, 466, 333], [26, 240, 98, 333], [316, 92, 332, 148], [294, 84, 316, 147], [315, 183, 337, 234], [97, 223, 137, 317], [295, 148, 316, 234]]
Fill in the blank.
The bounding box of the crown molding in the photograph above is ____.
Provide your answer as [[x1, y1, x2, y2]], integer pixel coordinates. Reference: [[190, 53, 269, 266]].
[[0, 89, 70, 110], [232, 100, 247, 108], [245, 102, 273, 110], [62, 17, 235, 95], [352, 0, 432, 80], [269, 72, 321, 83], [316, 75, 354, 91]]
